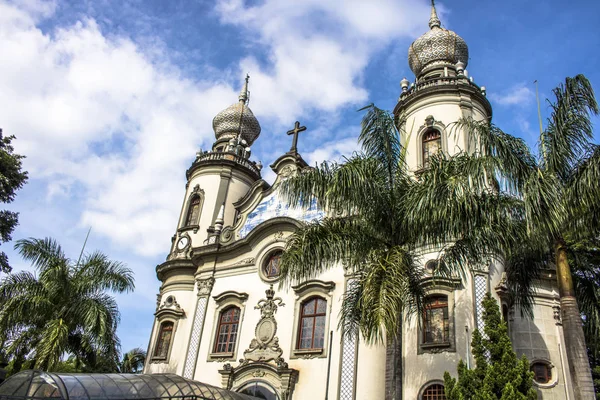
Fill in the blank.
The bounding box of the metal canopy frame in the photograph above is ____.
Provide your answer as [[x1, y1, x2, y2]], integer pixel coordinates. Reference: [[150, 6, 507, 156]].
[[0, 370, 257, 400]]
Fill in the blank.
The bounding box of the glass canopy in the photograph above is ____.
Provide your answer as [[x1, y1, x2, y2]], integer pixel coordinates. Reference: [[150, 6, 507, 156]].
[[0, 370, 258, 400]]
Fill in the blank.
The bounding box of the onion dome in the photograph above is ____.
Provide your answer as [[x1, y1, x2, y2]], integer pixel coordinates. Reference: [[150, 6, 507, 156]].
[[212, 74, 261, 146], [408, 1, 469, 78]]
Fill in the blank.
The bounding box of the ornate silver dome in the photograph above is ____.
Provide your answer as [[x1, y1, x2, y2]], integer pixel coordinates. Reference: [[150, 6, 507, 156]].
[[408, 1, 468, 77], [212, 75, 261, 146]]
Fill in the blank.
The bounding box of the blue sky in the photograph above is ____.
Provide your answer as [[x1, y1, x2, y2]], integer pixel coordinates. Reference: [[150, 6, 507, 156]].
[[1, 0, 599, 355]]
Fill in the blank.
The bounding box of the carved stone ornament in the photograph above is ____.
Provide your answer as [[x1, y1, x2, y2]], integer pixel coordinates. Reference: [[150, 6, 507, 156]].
[[240, 285, 285, 364], [494, 272, 509, 299], [155, 295, 185, 318], [196, 277, 215, 297], [553, 301, 562, 325], [279, 165, 297, 179]]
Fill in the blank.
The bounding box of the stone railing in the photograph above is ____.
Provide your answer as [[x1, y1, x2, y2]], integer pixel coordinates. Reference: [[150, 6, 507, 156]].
[[192, 151, 262, 176], [399, 75, 485, 101]]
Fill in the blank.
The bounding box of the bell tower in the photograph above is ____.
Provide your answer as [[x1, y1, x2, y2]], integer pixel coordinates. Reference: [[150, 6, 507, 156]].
[[170, 74, 263, 256], [393, 0, 491, 171]]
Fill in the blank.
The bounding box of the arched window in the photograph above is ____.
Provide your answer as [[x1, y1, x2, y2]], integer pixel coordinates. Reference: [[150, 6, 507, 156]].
[[263, 251, 282, 279], [214, 306, 240, 353], [297, 297, 327, 349], [422, 129, 441, 168], [238, 381, 279, 400], [422, 383, 446, 400], [423, 296, 449, 344], [531, 362, 551, 384], [153, 321, 174, 359], [185, 196, 201, 226]]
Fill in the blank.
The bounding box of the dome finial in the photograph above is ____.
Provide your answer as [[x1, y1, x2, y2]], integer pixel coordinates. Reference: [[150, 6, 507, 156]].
[[238, 73, 250, 104], [429, 0, 441, 29]]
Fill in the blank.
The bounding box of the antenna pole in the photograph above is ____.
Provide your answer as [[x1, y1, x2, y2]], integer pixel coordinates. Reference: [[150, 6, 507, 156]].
[[76, 227, 92, 267], [534, 80, 544, 136], [534, 80, 546, 158]]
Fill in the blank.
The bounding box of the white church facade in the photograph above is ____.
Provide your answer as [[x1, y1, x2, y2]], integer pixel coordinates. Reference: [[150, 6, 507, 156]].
[[144, 3, 573, 399]]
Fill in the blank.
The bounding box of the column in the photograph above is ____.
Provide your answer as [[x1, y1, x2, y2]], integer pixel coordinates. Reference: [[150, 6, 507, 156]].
[[183, 277, 215, 379]]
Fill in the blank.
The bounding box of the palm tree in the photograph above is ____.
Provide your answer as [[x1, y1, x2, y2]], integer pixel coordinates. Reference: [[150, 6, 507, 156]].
[[119, 347, 146, 373], [458, 75, 599, 399], [0, 237, 134, 372], [278, 105, 528, 399]]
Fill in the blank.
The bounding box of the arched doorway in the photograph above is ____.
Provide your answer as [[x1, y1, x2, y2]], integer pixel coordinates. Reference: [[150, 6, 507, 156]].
[[238, 380, 280, 400]]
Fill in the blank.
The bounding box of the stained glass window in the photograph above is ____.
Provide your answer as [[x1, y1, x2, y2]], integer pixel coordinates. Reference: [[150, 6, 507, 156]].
[[185, 196, 201, 226], [264, 251, 282, 278], [423, 296, 449, 344], [214, 307, 240, 353], [422, 384, 446, 400], [297, 297, 326, 349], [153, 321, 174, 359], [422, 129, 441, 168]]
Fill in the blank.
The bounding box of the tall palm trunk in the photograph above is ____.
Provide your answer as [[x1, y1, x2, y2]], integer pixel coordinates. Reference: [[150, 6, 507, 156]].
[[555, 239, 595, 399], [385, 318, 403, 400]]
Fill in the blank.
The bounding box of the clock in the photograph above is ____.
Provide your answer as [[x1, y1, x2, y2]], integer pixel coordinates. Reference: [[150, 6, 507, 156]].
[[177, 236, 190, 250]]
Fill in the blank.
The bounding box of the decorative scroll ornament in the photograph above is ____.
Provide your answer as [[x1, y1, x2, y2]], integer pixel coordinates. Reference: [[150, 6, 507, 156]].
[[155, 295, 185, 318], [240, 285, 286, 366]]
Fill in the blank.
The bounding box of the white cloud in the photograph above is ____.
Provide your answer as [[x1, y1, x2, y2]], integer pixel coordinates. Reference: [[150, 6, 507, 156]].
[[306, 135, 361, 165], [489, 84, 535, 106], [0, 0, 432, 258], [216, 0, 430, 124], [0, 1, 237, 256]]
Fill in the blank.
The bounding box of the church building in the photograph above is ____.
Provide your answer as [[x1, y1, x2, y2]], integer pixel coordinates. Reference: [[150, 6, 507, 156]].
[[144, 3, 572, 399]]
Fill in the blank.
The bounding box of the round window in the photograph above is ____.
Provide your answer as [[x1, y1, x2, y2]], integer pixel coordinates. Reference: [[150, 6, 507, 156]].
[[531, 362, 551, 384], [263, 251, 282, 280]]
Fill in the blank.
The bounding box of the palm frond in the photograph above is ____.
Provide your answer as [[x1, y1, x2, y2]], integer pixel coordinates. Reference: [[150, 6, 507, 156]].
[[279, 217, 387, 286], [36, 318, 69, 371], [567, 144, 600, 224], [453, 118, 535, 194], [14, 237, 68, 274], [358, 104, 403, 187], [75, 252, 135, 294], [523, 170, 565, 239], [340, 246, 424, 344], [540, 74, 599, 180]]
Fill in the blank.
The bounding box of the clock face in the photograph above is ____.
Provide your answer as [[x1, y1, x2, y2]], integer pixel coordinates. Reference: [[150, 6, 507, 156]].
[[177, 236, 189, 250]]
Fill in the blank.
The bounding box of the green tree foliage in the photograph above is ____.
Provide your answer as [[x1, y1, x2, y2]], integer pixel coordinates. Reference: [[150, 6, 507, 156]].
[[119, 347, 146, 373], [444, 293, 536, 399], [0, 237, 134, 372], [278, 105, 525, 343], [0, 130, 28, 274]]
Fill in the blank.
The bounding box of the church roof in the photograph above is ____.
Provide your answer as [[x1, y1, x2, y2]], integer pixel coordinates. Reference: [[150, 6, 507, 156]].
[[408, 0, 469, 77]]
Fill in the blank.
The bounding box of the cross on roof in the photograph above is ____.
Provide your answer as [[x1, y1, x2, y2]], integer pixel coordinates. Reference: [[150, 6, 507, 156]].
[[286, 121, 306, 154]]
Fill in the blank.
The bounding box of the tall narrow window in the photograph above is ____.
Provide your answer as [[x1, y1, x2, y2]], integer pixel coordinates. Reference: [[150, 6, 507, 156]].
[[153, 321, 174, 359], [422, 129, 441, 168], [423, 296, 449, 344], [297, 297, 326, 349], [263, 251, 282, 279], [185, 196, 201, 226], [214, 307, 240, 353], [422, 383, 446, 400]]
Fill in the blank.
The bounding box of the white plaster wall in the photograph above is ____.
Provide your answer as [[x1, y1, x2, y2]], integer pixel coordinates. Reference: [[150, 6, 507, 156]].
[[146, 289, 196, 375], [511, 281, 573, 400]]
